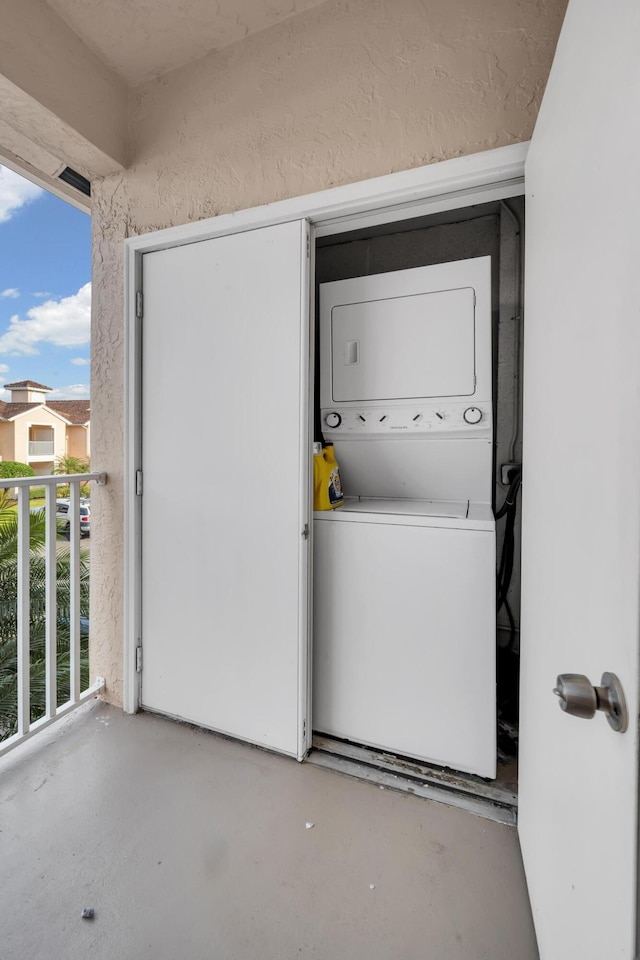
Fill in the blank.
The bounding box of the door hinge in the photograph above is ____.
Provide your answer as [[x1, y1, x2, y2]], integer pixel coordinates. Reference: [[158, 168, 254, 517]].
[[136, 645, 142, 672], [135, 470, 143, 496], [302, 523, 310, 540], [303, 719, 307, 737], [136, 290, 144, 319], [306, 233, 310, 259]]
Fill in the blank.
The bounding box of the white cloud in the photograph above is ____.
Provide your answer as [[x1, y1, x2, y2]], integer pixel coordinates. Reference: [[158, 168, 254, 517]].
[[70, 357, 90, 366], [33, 291, 54, 299], [0, 367, 10, 400], [0, 167, 43, 223], [0, 282, 91, 355], [48, 383, 90, 400], [1, 288, 20, 299]]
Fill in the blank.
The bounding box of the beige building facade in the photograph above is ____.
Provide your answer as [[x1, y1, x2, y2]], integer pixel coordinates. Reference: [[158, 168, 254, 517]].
[[0, 379, 90, 475]]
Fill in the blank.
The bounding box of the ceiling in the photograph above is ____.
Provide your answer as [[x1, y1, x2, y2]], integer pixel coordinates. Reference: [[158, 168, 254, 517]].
[[45, 0, 329, 87]]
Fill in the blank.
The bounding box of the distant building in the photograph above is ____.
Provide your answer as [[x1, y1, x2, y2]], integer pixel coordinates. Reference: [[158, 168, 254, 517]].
[[0, 380, 90, 475]]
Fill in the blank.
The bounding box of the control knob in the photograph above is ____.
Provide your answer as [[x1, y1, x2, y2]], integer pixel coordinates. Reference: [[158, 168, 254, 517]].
[[325, 412, 342, 428], [463, 407, 483, 425]]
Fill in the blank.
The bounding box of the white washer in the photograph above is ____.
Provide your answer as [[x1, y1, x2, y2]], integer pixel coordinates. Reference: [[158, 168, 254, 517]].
[[313, 498, 496, 778]]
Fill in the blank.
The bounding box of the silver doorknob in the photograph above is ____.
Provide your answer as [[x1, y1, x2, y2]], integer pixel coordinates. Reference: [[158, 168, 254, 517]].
[[553, 672, 628, 733]]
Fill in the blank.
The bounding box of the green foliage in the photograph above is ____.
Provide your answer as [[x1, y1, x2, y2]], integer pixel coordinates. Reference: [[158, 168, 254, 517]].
[[0, 508, 90, 740], [54, 457, 92, 498], [0, 461, 35, 479], [54, 455, 90, 475]]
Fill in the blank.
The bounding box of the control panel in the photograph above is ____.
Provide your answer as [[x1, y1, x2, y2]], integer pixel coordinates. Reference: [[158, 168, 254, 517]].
[[321, 401, 492, 439]]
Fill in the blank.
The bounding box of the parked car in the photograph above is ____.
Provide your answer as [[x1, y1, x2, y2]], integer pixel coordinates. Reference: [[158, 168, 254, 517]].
[[56, 498, 91, 538], [58, 614, 90, 637]]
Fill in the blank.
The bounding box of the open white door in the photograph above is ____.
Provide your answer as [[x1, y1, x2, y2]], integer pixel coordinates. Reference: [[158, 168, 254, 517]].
[[519, 1, 640, 956], [140, 219, 311, 760]]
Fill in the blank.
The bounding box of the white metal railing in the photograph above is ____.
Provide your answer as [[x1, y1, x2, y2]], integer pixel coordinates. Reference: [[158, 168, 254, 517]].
[[0, 472, 106, 757], [28, 441, 55, 456]]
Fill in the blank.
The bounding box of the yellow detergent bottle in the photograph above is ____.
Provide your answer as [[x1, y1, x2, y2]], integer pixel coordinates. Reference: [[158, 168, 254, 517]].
[[314, 442, 344, 510]]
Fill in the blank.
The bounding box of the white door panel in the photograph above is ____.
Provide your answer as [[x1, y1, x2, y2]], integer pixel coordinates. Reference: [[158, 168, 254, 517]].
[[141, 220, 310, 758], [519, 0, 640, 956]]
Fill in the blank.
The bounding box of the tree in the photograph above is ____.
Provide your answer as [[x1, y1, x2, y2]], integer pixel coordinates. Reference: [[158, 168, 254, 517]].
[[0, 462, 35, 508], [0, 505, 90, 740], [0, 461, 35, 479], [54, 455, 89, 475], [54, 455, 91, 497]]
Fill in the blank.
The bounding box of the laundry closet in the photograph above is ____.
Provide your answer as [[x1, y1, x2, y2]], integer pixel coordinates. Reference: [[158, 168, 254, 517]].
[[311, 200, 523, 796], [136, 189, 524, 815]]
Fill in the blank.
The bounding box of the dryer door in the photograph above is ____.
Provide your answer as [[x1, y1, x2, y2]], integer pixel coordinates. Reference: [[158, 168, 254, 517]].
[[331, 286, 475, 402], [319, 256, 492, 408]]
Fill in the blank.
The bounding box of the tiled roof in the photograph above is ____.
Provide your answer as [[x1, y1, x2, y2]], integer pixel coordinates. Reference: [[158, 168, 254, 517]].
[[0, 399, 90, 424], [4, 379, 52, 391], [0, 401, 40, 420], [46, 400, 90, 425]]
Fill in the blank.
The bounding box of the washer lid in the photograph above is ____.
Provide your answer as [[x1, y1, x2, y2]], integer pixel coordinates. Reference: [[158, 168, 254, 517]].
[[339, 497, 469, 519]]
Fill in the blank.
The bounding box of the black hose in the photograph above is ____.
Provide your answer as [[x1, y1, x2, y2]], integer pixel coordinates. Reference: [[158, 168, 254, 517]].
[[495, 470, 521, 520], [495, 466, 522, 649]]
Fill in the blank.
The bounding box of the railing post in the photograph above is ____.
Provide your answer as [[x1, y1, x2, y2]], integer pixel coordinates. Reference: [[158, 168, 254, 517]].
[[44, 482, 57, 718], [16, 487, 31, 736], [0, 471, 107, 756], [69, 480, 81, 703]]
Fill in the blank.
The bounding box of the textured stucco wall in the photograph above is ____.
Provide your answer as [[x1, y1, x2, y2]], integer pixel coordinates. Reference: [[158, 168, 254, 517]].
[[91, 0, 567, 703], [0, 0, 128, 174]]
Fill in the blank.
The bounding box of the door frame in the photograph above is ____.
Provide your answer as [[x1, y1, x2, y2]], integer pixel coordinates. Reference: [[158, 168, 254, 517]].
[[123, 141, 528, 716]]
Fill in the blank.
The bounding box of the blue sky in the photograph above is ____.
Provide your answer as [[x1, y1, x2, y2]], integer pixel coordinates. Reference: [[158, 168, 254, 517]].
[[0, 165, 91, 401]]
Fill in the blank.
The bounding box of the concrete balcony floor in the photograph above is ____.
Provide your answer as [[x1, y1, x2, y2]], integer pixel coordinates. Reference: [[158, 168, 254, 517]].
[[0, 700, 538, 960]]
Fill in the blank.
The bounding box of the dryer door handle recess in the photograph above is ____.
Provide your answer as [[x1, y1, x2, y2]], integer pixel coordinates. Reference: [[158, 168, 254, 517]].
[[344, 340, 359, 365]]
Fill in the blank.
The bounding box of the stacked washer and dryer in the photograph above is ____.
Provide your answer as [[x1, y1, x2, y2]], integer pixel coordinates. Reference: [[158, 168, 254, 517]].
[[313, 256, 497, 779]]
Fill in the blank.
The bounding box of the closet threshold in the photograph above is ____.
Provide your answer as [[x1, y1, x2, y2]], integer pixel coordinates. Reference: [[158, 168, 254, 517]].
[[309, 734, 517, 826]]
